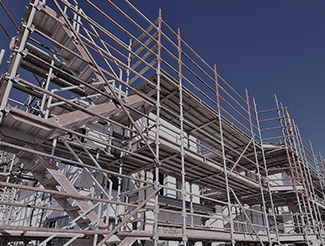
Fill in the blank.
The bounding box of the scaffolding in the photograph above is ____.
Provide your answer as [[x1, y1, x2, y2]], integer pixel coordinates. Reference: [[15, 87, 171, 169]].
[[0, 0, 324, 245]]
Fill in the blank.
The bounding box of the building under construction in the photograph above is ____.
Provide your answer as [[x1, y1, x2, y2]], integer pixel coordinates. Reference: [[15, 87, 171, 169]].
[[0, 0, 324, 245]]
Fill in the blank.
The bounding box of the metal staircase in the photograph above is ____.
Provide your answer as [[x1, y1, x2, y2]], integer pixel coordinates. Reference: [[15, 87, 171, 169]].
[[19, 144, 106, 230]]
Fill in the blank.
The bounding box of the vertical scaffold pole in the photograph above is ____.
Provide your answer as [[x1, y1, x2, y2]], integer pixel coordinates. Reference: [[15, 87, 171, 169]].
[[310, 140, 325, 201], [126, 39, 132, 96], [253, 98, 280, 245], [320, 155, 325, 199], [245, 90, 271, 244], [177, 28, 187, 244], [285, 112, 318, 235], [0, 49, 5, 68], [293, 128, 319, 236], [316, 154, 325, 200], [284, 109, 316, 238], [0, 0, 40, 123], [154, 9, 162, 246], [286, 133, 313, 235], [295, 123, 324, 243], [214, 65, 235, 246], [116, 161, 123, 227], [275, 96, 310, 245], [308, 140, 325, 244], [40, 60, 54, 115]]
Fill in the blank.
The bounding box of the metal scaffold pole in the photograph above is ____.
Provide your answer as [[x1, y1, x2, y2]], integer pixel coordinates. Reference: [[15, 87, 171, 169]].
[[296, 128, 324, 244], [253, 98, 281, 245], [178, 28, 187, 244], [0, 49, 5, 68], [286, 120, 315, 237], [0, 0, 40, 122], [309, 139, 325, 229], [154, 8, 162, 246], [306, 140, 325, 244], [285, 110, 319, 237], [245, 90, 271, 244], [275, 96, 311, 245], [214, 65, 235, 246], [285, 108, 319, 242]]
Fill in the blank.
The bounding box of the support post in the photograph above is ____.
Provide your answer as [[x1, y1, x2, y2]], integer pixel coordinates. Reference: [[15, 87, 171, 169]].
[[178, 28, 187, 244], [0, 0, 40, 123], [253, 98, 280, 245], [116, 160, 123, 227], [214, 65, 235, 246], [245, 90, 271, 243], [126, 39, 132, 96], [0, 49, 5, 68], [153, 9, 162, 246], [40, 60, 54, 115], [275, 96, 311, 245], [307, 140, 325, 244], [285, 110, 317, 236]]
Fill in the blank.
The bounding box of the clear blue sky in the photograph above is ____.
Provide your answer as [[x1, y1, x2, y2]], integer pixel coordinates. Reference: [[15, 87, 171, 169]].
[[1, 0, 325, 153]]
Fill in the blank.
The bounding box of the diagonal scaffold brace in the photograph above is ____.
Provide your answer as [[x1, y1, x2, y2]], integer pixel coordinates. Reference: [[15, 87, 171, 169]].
[[97, 186, 162, 246]]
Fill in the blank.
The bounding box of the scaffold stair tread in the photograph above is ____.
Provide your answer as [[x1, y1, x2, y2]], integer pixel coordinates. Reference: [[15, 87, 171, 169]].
[[42, 177, 58, 188], [118, 236, 140, 246], [64, 205, 82, 212]]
